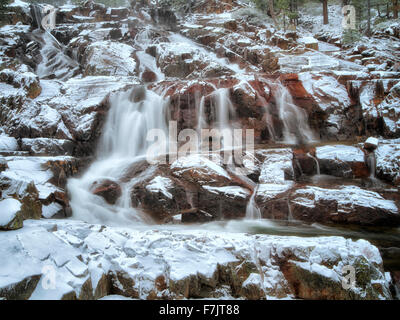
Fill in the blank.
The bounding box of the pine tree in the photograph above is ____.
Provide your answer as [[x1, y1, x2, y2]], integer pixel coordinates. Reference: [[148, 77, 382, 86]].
[[0, 0, 9, 19]]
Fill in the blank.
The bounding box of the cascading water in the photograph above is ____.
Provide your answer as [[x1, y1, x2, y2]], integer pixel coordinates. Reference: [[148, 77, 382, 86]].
[[197, 87, 237, 153], [245, 185, 261, 220], [68, 88, 169, 226], [275, 83, 316, 145], [30, 4, 79, 80], [134, 27, 165, 82], [366, 152, 377, 178], [307, 152, 320, 176]]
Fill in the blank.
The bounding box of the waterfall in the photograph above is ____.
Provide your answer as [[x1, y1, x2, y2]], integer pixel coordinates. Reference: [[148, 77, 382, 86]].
[[366, 152, 377, 178], [197, 88, 237, 154], [275, 83, 315, 145], [29, 4, 79, 80], [35, 31, 79, 80], [287, 198, 294, 222], [68, 88, 169, 226], [245, 186, 261, 220], [307, 152, 320, 176]]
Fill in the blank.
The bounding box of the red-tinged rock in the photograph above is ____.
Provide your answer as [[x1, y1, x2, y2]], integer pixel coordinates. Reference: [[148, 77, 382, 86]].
[[141, 69, 157, 83], [91, 179, 122, 205], [289, 185, 400, 227]]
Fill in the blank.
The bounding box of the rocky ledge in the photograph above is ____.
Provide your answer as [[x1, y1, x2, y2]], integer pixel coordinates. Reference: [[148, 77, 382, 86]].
[[0, 219, 394, 300]]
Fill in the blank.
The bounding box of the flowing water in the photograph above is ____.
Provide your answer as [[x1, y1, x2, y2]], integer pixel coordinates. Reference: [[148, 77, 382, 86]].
[[30, 4, 78, 80], [68, 88, 169, 226], [245, 185, 262, 220], [307, 152, 320, 176], [275, 83, 316, 145]]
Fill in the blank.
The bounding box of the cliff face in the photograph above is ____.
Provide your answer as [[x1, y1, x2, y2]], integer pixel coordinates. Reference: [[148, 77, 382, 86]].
[[0, 0, 399, 300]]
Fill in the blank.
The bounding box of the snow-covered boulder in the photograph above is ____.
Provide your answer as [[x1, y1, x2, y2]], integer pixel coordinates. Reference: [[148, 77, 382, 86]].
[[0, 219, 392, 300], [257, 148, 294, 184], [364, 137, 379, 150], [0, 198, 23, 230], [82, 41, 137, 77], [128, 155, 251, 222], [289, 186, 400, 226], [375, 139, 400, 186], [316, 145, 369, 178]]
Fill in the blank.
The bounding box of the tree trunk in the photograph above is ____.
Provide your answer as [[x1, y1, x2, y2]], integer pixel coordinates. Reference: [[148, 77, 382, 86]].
[[322, 0, 329, 25], [394, 0, 399, 19], [269, 0, 278, 27], [367, 0, 371, 36]]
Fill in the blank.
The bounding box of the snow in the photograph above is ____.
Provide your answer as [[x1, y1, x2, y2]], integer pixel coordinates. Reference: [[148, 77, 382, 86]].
[[146, 176, 173, 199], [365, 137, 379, 148], [83, 41, 137, 76], [257, 149, 293, 184], [299, 72, 351, 111], [0, 219, 392, 300], [376, 139, 400, 185], [0, 135, 18, 152], [256, 183, 293, 201], [316, 145, 365, 163], [291, 186, 398, 214], [0, 198, 21, 227], [203, 186, 250, 199], [171, 154, 231, 181], [298, 37, 318, 45], [42, 203, 63, 219]]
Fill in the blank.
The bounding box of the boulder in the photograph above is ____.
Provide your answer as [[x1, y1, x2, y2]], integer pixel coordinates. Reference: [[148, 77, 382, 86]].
[[316, 145, 369, 179], [82, 41, 137, 77], [375, 139, 400, 186], [364, 137, 379, 151], [289, 186, 400, 227], [0, 198, 23, 230], [91, 179, 122, 205]]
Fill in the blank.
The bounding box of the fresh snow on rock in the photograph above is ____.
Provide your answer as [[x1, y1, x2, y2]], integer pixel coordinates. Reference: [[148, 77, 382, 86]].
[[0, 219, 392, 300], [0, 198, 22, 227]]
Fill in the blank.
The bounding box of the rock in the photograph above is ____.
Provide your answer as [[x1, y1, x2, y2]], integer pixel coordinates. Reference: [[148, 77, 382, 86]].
[[21, 138, 75, 156], [257, 148, 294, 184], [129, 155, 251, 222], [0, 134, 19, 153], [91, 179, 122, 205], [255, 183, 294, 220], [0, 198, 23, 230], [290, 186, 400, 227], [364, 137, 379, 151], [0, 68, 42, 99], [375, 139, 400, 186], [0, 219, 392, 300], [82, 41, 137, 77], [0, 274, 42, 300], [316, 145, 369, 179], [298, 37, 319, 50], [141, 69, 157, 83]]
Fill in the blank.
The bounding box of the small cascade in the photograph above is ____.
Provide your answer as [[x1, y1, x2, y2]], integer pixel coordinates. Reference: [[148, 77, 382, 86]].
[[35, 31, 79, 80], [134, 27, 165, 82], [29, 4, 78, 80], [287, 198, 294, 222], [245, 186, 262, 220], [68, 88, 169, 226], [366, 152, 377, 178], [275, 83, 316, 145], [307, 152, 320, 176], [197, 87, 237, 153]]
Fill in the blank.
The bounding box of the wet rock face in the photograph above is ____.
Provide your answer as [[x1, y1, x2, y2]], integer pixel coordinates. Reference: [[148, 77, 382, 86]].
[[91, 179, 122, 205]]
